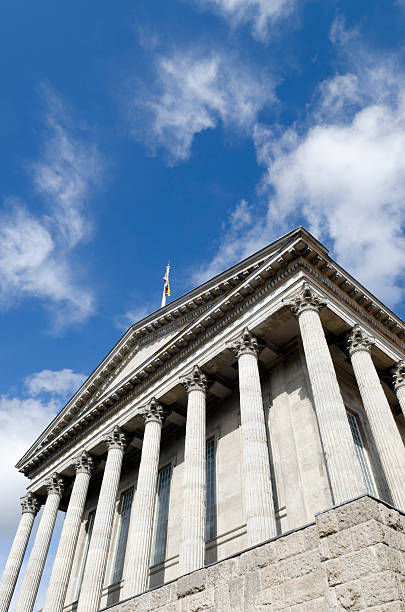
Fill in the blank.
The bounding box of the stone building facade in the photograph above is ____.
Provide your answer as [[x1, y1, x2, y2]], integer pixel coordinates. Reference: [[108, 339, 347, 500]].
[[1, 227, 405, 612]]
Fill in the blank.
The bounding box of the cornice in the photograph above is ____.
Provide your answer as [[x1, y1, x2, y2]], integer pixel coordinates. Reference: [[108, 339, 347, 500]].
[[18, 229, 405, 477]]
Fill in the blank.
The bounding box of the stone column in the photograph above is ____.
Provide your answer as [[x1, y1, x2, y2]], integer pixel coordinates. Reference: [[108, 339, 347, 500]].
[[229, 328, 277, 546], [348, 325, 405, 510], [122, 399, 168, 599], [284, 283, 365, 504], [0, 493, 40, 612], [179, 365, 207, 574], [77, 427, 127, 612], [15, 474, 64, 612], [393, 360, 405, 419], [42, 451, 95, 612]]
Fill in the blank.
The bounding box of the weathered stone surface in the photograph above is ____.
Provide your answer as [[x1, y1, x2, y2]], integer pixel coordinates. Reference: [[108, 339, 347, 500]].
[[105, 497, 405, 612]]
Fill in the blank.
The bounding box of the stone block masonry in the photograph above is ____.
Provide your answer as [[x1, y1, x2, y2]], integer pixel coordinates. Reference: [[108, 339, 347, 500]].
[[102, 495, 405, 611]]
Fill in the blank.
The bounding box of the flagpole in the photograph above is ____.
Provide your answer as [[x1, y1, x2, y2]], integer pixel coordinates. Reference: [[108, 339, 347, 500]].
[[161, 263, 170, 308]]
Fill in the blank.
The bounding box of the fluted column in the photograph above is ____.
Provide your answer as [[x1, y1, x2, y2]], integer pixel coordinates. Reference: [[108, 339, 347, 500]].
[[179, 366, 207, 574], [122, 399, 168, 598], [285, 283, 364, 504], [15, 474, 64, 612], [393, 361, 405, 419], [43, 451, 95, 612], [348, 326, 405, 510], [229, 328, 276, 546], [0, 493, 40, 612], [77, 427, 127, 612]]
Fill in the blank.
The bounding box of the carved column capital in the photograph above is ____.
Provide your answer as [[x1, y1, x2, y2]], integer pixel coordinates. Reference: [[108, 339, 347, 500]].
[[105, 426, 128, 451], [284, 282, 326, 317], [393, 360, 405, 391], [140, 398, 169, 425], [347, 324, 375, 356], [20, 492, 41, 516], [46, 473, 65, 497], [180, 365, 207, 394], [228, 327, 260, 359], [75, 450, 96, 475]]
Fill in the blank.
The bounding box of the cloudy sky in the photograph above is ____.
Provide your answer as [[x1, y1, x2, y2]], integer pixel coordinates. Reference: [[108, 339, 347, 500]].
[[1, 0, 405, 608]]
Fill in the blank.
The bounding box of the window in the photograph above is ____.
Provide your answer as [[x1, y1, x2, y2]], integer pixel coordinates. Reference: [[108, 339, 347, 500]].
[[347, 411, 377, 496], [110, 489, 134, 584], [206, 438, 217, 541], [75, 510, 95, 600], [150, 465, 172, 565]]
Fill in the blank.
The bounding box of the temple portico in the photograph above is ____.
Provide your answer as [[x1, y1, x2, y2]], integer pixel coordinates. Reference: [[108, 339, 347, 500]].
[[2, 228, 405, 611]]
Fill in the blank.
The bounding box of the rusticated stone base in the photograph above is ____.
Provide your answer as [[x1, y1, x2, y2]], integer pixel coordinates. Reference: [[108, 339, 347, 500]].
[[103, 496, 405, 612]]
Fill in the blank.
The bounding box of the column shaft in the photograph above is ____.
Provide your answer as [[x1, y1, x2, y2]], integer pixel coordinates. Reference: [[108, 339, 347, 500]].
[[0, 494, 39, 612], [298, 308, 365, 502], [238, 351, 277, 544], [43, 452, 93, 612], [15, 475, 64, 612], [396, 385, 405, 419], [349, 332, 405, 510], [77, 430, 126, 612], [180, 368, 206, 574], [122, 399, 166, 598], [229, 329, 276, 546]]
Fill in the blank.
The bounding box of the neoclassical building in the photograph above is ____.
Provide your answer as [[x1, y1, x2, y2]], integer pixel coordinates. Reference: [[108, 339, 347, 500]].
[[1, 227, 405, 612]]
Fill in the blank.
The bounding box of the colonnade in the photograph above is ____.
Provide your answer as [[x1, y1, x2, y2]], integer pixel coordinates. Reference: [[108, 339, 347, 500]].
[[1, 283, 405, 612]]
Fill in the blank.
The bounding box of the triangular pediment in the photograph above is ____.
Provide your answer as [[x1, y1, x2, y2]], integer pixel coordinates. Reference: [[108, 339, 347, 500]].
[[17, 227, 405, 476]]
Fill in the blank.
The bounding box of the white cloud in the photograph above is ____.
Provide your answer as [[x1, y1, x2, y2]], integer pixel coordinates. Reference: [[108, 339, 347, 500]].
[[196, 20, 405, 306], [0, 396, 58, 536], [0, 367, 87, 556], [0, 89, 101, 330], [193, 199, 265, 284], [116, 303, 155, 331], [25, 368, 87, 397], [193, 0, 297, 41], [129, 49, 275, 162]]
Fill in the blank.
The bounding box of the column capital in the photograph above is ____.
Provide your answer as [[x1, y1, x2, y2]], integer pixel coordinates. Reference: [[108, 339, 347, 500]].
[[284, 282, 326, 317], [105, 426, 128, 452], [228, 327, 260, 359], [347, 324, 375, 356], [393, 360, 405, 391], [20, 492, 41, 516], [140, 397, 169, 425], [180, 365, 207, 394], [75, 450, 96, 475], [46, 473, 65, 497]]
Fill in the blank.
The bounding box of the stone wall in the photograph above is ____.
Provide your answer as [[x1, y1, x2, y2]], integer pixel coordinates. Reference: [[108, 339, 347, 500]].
[[103, 496, 405, 612]]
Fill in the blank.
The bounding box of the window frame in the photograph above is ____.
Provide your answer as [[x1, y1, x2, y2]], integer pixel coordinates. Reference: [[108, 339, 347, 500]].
[[346, 407, 378, 496], [205, 436, 217, 542], [150, 463, 173, 567], [74, 509, 96, 600], [109, 487, 134, 585]]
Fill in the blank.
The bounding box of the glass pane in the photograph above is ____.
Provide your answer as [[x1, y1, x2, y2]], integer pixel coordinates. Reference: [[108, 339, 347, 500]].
[[206, 438, 217, 541], [151, 466, 172, 565], [347, 411, 377, 496], [111, 489, 134, 584], [75, 510, 95, 600]]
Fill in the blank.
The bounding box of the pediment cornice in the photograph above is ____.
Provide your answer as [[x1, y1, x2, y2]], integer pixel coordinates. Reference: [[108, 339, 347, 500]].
[[17, 228, 405, 477]]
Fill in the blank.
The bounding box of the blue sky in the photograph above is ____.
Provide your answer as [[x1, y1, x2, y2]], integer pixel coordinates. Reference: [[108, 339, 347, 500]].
[[1, 0, 405, 608]]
